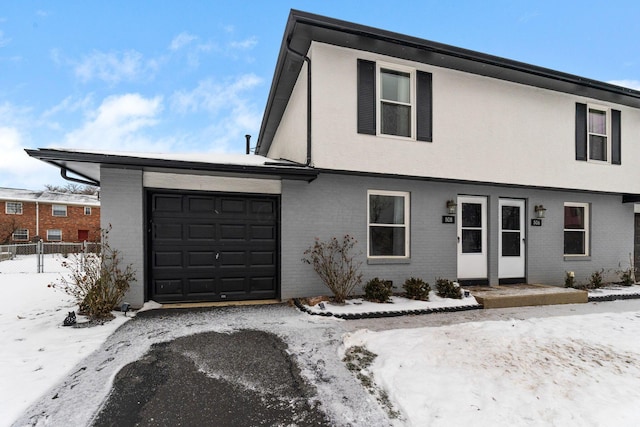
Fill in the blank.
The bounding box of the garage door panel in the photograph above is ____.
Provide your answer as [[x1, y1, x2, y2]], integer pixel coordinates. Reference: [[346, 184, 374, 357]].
[[149, 192, 278, 302], [154, 251, 183, 267]]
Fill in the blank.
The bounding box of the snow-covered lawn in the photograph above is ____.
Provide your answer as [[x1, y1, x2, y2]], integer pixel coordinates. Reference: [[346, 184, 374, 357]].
[[4, 253, 640, 426], [0, 255, 129, 427]]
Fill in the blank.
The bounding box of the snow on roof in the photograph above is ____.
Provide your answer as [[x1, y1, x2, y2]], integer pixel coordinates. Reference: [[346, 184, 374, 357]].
[[0, 187, 100, 206], [55, 148, 289, 167]]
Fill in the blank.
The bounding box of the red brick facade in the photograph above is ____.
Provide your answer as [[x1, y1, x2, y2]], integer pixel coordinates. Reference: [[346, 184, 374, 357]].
[[0, 200, 100, 244]]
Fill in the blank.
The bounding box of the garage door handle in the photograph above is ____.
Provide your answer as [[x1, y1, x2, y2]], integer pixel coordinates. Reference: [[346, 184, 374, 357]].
[[216, 252, 220, 260]]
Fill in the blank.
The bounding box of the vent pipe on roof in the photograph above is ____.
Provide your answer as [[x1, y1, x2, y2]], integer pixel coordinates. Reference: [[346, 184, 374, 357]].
[[245, 134, 252, 155]]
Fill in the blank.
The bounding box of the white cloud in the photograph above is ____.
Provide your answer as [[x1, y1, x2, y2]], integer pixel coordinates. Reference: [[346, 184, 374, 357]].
[[229, 37, 258, 50], [42, 94, 94, 118], [0, 30, 11, 48], [608, 80, 640, 91], [74, 50, 158, 84], [170, 74, 262, 115], [60, 93, 168, 152], [169, 32, 197, 51]]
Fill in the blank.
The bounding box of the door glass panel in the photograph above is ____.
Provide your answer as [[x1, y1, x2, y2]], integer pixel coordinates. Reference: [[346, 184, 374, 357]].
[[502, 232, 521, 257], [501, 206, 520, 230], [462, 203, 482, 227], [462, 229, 482, 253]]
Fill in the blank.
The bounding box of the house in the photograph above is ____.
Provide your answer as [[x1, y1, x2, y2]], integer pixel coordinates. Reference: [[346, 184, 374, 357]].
[[0, 187, 100, 244], [26, 10, 640, 308]]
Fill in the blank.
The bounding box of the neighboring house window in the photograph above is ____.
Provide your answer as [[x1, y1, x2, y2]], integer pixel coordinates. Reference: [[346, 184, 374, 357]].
[[367, 190, 410, 257], [12, 229, 28, 241], [575, 103, 621, 164], [84, 206, 92, 215], [52, 205, 67, 217], [47, 229, 62, 241], [358, 59, 432, 142], [564, 202, 589, 256], [5, 202, 23, 214]]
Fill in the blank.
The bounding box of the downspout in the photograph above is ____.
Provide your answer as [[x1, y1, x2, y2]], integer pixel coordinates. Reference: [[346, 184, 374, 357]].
[[36, 201, 39, 238], [286, 39, 312, 166]]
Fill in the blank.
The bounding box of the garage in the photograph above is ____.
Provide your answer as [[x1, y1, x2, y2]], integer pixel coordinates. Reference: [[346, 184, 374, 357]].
[[148, 191, 279, 303]]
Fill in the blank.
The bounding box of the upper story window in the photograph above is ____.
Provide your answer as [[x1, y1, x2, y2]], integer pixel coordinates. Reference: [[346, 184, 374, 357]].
[[588, 107, 608, 161], [367, 190, 410, 258], [52, 204, 67, 217], [379, 67, 413, 138], [358, 59, 432, 142], [5, 201, 23, 214], [575, 103, 621, 164], [564, 202, 589, 256], [84, 206, 92, 215]]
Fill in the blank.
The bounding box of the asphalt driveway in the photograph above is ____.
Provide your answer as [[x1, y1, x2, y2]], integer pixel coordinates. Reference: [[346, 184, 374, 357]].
[[92, 328, 330, 426]]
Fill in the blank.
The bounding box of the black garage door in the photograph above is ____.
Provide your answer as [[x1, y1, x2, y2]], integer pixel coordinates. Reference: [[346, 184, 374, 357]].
[[148, 191, 279, 303]]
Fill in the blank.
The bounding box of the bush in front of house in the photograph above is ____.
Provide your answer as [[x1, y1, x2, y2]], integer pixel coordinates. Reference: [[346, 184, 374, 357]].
[[49, 225, 135, 320], [435, 278, 462, 299], [403, 277, 430, 301], [302, 235, 363, 304], [588, 269, 605, 289], [364, 277, 393, 303], [619, 268, 635, 286]]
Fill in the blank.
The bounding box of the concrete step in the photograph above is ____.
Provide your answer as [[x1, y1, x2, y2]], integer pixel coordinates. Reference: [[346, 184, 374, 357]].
[[467, 284, 588, 309]]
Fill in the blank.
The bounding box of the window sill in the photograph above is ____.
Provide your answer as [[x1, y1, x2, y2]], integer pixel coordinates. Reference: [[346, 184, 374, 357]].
[[367, 258, 411, 265], [564, 256, 591, 261]]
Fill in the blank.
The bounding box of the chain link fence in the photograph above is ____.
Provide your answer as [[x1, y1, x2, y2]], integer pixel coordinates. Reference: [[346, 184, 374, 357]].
[[0, 241, 101, 273]]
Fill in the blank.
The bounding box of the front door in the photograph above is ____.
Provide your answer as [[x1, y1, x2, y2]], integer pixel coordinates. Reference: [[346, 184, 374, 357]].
[[498, 199, 526, 282], [457, 196, 488, 281]]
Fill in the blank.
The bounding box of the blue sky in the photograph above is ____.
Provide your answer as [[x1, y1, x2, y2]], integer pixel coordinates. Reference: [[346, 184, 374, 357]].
[[2, 1, 639, 190]]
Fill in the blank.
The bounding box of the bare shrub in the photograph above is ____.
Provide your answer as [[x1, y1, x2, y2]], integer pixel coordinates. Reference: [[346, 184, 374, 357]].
[[302, 235, 363, 303], [49, 226, 135, 320]]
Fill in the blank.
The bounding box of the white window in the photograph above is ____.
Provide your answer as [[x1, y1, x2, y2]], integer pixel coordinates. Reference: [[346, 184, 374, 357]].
[[52, 204, 67, 217], [47, 229, 62, 242], [84, 206, 92, 215], [12, 229, 28, 241], [367, 190, 410, 258], [564, 202, 589, 256], [378, 64, 414, 138], [588, 107, 609, 162], [5, 202, 23, 214]]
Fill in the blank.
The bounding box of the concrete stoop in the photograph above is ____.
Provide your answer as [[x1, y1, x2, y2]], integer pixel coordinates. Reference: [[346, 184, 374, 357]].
[[467, 284, 588, 309]]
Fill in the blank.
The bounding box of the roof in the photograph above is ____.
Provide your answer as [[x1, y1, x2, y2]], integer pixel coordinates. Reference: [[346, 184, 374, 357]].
[[0, 187, 100, 206], [24, 148, 318, 184], [256, 9, 640, 155]]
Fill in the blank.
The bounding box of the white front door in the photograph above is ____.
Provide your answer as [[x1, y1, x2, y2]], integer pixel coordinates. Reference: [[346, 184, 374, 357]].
[[457, 196, 488, 280], [498, 198, 526, 280]]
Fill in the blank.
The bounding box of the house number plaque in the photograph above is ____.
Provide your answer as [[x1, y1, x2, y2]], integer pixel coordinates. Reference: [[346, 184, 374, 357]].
[[442, 215, 455, 224], [531, 218, 542, 227]]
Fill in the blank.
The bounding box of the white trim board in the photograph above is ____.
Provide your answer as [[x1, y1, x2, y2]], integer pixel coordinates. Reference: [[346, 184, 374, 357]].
[[143, 172, 282, 194]]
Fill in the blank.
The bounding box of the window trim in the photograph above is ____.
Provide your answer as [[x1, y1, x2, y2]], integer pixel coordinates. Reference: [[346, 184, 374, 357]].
[[12, 228, 29, 241], [564, 202, 590, 257], [5, 201, 23, 215], [367, 189, 410, 259], [52, 204, 67, 217], [587, 104, 610, 163], [376, 62, 416, 140], [47, 229, 62, 242], [84, 206, 92, 215]]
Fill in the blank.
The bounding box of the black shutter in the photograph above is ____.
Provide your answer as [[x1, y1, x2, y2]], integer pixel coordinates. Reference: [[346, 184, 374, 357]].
[[416, 71, 433, 142], [612, 109, 621, 165], [575, 103, 587, 161], [357, 59, 376, 135]]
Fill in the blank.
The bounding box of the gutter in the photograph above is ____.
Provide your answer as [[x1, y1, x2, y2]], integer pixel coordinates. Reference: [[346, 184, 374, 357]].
[[286, 36, 312, 166]]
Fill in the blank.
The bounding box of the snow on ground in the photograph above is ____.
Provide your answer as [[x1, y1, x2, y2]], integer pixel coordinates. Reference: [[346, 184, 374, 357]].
[[304, 294, 479, 315], [0, 255, 129, 427], [4, 254, 640, 426]]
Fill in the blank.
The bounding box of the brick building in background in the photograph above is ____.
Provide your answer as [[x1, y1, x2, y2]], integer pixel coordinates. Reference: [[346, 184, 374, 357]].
[[0, 187, 100, 244]]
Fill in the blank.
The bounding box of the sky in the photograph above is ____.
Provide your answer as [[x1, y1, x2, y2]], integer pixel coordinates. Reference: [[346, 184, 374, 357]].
[[2, 0, 640, 190]]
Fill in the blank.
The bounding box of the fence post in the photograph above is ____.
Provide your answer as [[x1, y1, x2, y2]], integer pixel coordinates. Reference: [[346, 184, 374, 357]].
[[37, 240, 44, 273]]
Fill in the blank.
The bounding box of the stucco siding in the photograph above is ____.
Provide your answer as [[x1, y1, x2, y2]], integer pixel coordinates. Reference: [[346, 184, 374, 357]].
[[280, 173, 634, 299], [100, 167, 145, 307], [307, 42, 640, 194]]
